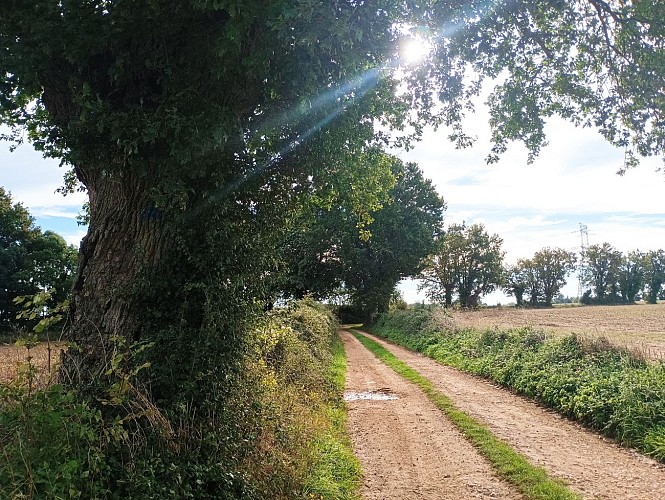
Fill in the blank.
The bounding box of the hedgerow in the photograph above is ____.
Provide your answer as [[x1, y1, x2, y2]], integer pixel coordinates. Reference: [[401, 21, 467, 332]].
[[370, 308, 665, 462], [0, 299, 360, 498]]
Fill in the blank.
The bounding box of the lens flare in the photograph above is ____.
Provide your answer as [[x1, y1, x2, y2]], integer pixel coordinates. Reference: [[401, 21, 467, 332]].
[[400, 38, 432, 65]]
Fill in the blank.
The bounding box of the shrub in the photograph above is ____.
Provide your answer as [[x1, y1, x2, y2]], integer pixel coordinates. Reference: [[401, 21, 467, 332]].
[[0, 381, 112, 498], [0, 299, 360, 498]]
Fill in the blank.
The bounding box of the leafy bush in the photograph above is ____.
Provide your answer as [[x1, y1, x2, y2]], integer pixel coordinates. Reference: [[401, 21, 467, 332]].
[[371, 307, 665, 462], [0, 299, 360, 499], [0, 381, 112, 498]]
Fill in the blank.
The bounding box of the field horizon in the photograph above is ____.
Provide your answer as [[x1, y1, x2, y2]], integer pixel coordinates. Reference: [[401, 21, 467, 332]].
[[444, 302, 665, 360]]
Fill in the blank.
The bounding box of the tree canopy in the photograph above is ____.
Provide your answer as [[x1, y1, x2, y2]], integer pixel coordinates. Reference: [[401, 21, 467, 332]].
[[504, 261, 530, 307], [421, 223, 504, 308], [0, 187, 77, 327], [617, 250, 645, 302], [530, 247, 577, 306], [644, 249, 665, 304], [279, 155, 445, 321], [581, 243, 623, 302]]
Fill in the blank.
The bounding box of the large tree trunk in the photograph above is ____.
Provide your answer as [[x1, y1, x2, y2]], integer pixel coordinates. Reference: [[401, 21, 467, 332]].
[[61, 171, 171, 385], [647, 281, 661, 304], [468, 291, 480, 308], [530, 287, 538, 305]]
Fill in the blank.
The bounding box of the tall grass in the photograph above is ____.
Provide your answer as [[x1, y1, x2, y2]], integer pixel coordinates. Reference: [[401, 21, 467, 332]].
[[370, 308, 665, 462]]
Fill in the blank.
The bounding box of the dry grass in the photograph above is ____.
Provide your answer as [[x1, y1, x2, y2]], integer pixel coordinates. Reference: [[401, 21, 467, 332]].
[[0, 342, 64, 386], [448, 303, 665, 360]]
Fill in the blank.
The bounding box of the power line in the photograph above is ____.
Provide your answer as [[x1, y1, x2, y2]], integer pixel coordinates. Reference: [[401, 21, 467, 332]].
[[578, 223, 589, 298]]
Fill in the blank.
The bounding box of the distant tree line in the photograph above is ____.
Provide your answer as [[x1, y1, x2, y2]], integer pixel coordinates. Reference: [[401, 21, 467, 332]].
[[419, 223, 665, 308], [579, 243, 665, 305], [0, 187, 78, 329]]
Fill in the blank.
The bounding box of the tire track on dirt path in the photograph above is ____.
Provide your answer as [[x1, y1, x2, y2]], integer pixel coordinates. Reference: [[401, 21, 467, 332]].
[[341, 330, 522, 499], [360, 330, 665, 499]]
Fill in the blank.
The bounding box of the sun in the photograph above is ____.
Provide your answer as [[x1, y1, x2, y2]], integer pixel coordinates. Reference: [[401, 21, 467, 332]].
[[399, 37, 433, 65]]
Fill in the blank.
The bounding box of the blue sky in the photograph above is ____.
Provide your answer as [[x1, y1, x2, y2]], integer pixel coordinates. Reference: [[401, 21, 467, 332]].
[[2, 107, 664, 305], [1, 134, 87, 246]]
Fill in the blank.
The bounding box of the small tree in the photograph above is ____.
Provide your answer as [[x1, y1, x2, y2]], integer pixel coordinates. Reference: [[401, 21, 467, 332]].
[[581, 243, 623, 303], [504, 262, 530, 307], [278, 156, 445, 322], [617, 251, 644, 303], [419, 230, 466, 308], [644, 250, 665, 304], [522, 259, 543, 306]]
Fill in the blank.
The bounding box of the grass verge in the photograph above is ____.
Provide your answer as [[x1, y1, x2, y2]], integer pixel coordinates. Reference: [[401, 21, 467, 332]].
[[351, 329, 579, 500], [304, 333, 362, 499]]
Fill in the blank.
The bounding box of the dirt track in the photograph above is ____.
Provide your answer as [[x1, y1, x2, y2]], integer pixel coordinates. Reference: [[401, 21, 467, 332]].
[[344, 330, 665, 499], [342, 331, 520, 499]]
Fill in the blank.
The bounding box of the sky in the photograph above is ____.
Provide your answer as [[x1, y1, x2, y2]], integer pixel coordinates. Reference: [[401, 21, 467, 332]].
[[1, 135, 88, 246], [2, 103, 664, 305], [393, 107, 665, 304]]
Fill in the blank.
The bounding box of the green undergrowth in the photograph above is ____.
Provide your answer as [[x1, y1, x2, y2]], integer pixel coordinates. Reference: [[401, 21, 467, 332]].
[[370, 308, 665, 463], [351, 330, 578, 500], [0, 299, 360, 499]]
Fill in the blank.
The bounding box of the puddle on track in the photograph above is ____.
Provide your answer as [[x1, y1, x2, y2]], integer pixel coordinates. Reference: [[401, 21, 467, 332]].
[[344, 390, 399, 402]]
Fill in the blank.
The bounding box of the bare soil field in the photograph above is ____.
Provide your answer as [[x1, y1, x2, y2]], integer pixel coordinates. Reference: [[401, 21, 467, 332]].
[[447, 303, 665, 360], [0, 342, 62, 385], [348, 329, 665, 499]]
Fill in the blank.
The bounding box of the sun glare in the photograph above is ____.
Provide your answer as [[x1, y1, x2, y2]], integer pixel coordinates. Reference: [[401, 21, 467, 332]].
[[400, 37, 432, 65]]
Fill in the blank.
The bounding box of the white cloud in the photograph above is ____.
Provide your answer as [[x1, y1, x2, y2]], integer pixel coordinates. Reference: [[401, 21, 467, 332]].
[[395, 104, 664, 304], [396, 112, 664, 257], [1, 129, 87, 215], [60, 229, 88, 247]]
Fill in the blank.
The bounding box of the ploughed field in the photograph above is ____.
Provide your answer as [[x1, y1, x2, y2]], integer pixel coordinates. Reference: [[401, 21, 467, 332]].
[[448, 303, 665, 360]]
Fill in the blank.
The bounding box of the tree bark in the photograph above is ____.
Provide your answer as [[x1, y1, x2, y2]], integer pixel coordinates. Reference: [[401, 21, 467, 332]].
[[444, 285, 453, 308], [61, 171, 171, 385], [530, 287, 538, 305], [515, 291, 524, 307], [647, 281, 661, 304], [468, 291, 480, 308]]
